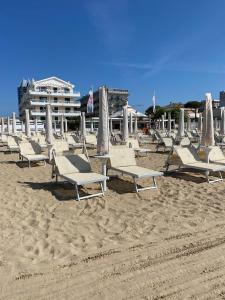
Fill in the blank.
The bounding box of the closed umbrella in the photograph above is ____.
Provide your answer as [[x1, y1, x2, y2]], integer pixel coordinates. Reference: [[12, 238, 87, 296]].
[[81, 112, 86, 137], [109, 118, 113, 133], [7, 117, 11, 134], [177, 108, 185, 138], [46, 104, 53, 144], [129, 112, 133, 134], [201, 93, 215, 147], [60, 114, 64, 136], [161, 115, 165, 131], [25, 109, 31, 138], [122, 105, 128, 142], [187, 115, 191, 131], [134, 115, 138, 134], [1, 118, 4, 135], [97, 86, 109, 155], [198, 113, 203, 132], [35, 117, 38, 134], [168, 112, 172, 132], [220, 109, 225, 135], [65, 118, 68, 132], [12, 112, 16, 134]]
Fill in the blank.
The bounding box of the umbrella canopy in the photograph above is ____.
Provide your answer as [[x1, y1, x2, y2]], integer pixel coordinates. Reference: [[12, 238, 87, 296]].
[[81, 112, 86, 137], [97, 86, 109, 155], [161, 115, 165, 131], [60, 115, 64, 136], [34, 117, 38, 134], [177, 108, 185, 138], [7, 117, 11, 134], [168, 112, 172, 132], [197, 113, 203, 132], [201, 93, 215, 147], [46, 104, 53, 144], [129, 112, 133, 134], [220, 109, 225, 135], [12, 112, 16, 134], [122, 105, 129, 142], [25, 109, 31, 138], [134, 115, 138, 133], [1, 118, 4, 135]]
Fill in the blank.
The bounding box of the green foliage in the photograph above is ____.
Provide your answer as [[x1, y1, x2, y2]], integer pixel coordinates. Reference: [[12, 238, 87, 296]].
[[184, 101, 201, 109]]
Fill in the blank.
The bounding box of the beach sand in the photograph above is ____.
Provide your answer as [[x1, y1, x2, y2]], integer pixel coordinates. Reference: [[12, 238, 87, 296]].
[[1, 145, 225, 299]]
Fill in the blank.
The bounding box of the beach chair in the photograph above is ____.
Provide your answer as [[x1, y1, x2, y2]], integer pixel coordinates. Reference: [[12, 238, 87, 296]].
[[7, 136, 20, 153], [107, 148, 163, 192], [66, 134, 84, 150], [52, 153, 108, 201], [207, 146, 225, 165], [85, 134, 97, 148], [0, 134, 8, 146], [128, 138, 151, 157], [165, 145, 225, 183], [19, 142, 48, 167], [180, 137, 191, 147], [156, 137, 173, 152]]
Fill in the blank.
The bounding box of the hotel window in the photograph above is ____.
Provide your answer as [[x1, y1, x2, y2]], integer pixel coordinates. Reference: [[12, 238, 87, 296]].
[[54, 107, 58, 112], [65, 98, 70, 103], [65, 107, 70, 113], [64, 88, 70, 93], [40, 106, 45, 112], [39, 86, 47, 92], [40, 117, 45, 121], [53, 87, 58, 93], [54, 97, 58, 103]]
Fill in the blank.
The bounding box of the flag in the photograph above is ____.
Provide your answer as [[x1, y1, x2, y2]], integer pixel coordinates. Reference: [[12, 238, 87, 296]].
[[152, 90, 156, 113], [87, 88, 94, 113]]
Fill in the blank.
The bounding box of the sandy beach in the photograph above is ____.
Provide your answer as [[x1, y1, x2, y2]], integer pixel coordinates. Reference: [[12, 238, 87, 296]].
[[1, 145, 225, 299]]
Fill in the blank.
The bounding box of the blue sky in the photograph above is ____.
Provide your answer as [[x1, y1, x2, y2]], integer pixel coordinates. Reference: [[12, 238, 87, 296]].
[[1, 0, 225, 115]]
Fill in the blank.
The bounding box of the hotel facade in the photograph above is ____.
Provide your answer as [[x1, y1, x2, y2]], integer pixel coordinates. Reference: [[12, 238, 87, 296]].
[[18, 76, 81, 122]]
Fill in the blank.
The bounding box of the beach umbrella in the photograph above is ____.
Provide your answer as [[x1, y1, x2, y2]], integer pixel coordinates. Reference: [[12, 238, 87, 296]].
[[34, 117, 38, 134], [65, 118, 68, 132], [201, 93, 215, 147], [1, 118, 4, 135], [220, 109, 225, 135], [46, 104, 53, 144], [177, 108, 185, 138], [97, 86, 109, 155], [7, 117, 11, 134], [12, 112, 16, 134], [109, 118, 113, 133], [25, 109, 31, 138], [81, 112, 86, 137], [187, 115, 191, 131], [134, 115, 138, 133], [129, 112, 133, 134], [161, 115, 165, 131], [122, 105, 129, 141], [60, 114, 64, 136], [53, 121, 57, 133], [168, 112, 172, 132], [197, 113, 203, 132]]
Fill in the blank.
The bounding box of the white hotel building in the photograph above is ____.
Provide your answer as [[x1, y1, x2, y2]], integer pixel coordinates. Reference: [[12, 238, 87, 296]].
[[18, 76, 81, 122]]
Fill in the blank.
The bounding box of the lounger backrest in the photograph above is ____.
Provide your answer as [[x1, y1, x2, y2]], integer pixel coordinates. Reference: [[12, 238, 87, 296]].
[[66, 135, 75, 145], [180, 137, 191, 146], [128, 139, 139, 149], [174, 146, 199, 164], [109, 148, 137, 167], [52, 140, 69, 154], [162, 137, 173, 147], [7, 136, 18, 146], [54, 154, 91, 175], [208, 146, 225, 162], [19, 142, 35, 155], [86, 135, 97, 145]]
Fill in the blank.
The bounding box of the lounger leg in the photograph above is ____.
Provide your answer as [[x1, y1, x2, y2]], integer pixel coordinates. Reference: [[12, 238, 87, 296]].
[[133, 178, 138, 193], [75, 184, 80, 201], [28, 160, 31, 168], [153, 176, 157, 188], [100, 182, 104, 196]]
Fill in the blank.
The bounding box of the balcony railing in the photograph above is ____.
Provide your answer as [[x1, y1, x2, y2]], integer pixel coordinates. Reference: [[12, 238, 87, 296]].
[[30, 110, 81, 117], [29, 90, 81, 97], [30, 99, 81, 107]]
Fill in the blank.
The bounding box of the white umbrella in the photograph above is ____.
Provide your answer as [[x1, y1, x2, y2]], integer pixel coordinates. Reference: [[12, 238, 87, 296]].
[[65, 118, 68, 132], [97, 86, 109, 155], [12, 112, 16, 134], [25, 109, 31, 138], [168, 112, 172, 132], [60, 114, 64, 136], [201, 93, 215, 147], [7, 117, 11, 134], [35, 117, 38, 134], [161, 115, 165, 132], [134, 115, 138, 133], [46, 104, 53, 144], [1, 118, 4, 135], [187, 115, 191, 131], [129, 112, 133, 134], [177, 108, 185, 138], [198, 113, 203, 132], [109, 118, 113, 133], [122, 105, 128, 141], [220, 109, 225, 135], [81, 112, 86, 137]]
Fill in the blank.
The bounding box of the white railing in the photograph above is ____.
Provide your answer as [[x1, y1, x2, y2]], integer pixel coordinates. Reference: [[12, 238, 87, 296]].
[[30, 99, 81, 107]]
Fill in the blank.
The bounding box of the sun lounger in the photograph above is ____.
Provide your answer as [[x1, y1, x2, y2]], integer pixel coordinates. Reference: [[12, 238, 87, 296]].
[[7, 136, 20, 153], [85, 134, 97, 148], [156, 137, 173, 152], [52, 153, 108, 201], [66, 135, 84, 150], [19, 142, 48, 167], [207, 146, 225, 165], [166, 145, 225, 183], [107, 148, 163, 192], [128, 139, 151, 157]]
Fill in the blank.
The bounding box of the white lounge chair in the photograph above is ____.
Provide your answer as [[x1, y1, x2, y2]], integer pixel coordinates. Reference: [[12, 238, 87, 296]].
[[128, 138, 151, 157], [107, 148, 163, 192], [85, 134, 97, 148], [66, 135, 84, 150], [7, 136, 20, 153], [52, 153, 108, 201], [166, 145, 225, 183], [156, 137, 173, 152], [19, 142, 48, 167], [207, 146, 225, 165]]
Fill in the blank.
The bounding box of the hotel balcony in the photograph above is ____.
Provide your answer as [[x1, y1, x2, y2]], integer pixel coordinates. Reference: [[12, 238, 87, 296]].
[[30, 110, 81, 117], [30, 99, 81, 107], [29, 90, 81, 98]]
